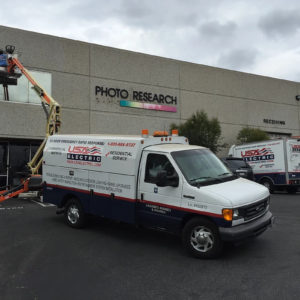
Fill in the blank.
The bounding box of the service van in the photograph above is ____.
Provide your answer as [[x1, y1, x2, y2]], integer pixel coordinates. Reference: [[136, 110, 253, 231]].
[[43, 130, 273, 258], [229, 138, 300, 193]]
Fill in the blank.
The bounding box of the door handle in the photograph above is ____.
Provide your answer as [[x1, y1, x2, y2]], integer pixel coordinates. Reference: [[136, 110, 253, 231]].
[[183, 195, 195, 199]]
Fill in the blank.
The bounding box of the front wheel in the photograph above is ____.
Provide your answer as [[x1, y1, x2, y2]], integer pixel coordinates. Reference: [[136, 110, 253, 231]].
[[182, 218, 223, 259], [64, 198, 86, 228], [260, 178, 274, 194]]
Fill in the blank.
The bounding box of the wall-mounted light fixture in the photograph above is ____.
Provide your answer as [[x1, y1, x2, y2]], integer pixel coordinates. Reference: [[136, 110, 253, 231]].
[[296, 95, 300, 101]]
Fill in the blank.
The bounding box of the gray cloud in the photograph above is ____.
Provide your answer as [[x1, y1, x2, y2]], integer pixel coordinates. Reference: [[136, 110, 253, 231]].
[[67, 0, 201, 30], [217, 48, 259, 70], [199, 21, 237, 39], [258, 9, 300, 38], [0, 0, 300, 81]]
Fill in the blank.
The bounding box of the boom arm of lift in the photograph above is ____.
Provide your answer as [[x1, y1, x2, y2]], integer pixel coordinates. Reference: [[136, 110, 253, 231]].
[[0, 45, 61, 202]]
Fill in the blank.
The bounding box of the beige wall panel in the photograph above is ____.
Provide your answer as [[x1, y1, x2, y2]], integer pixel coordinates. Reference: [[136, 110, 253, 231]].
[[90, 45, 179, 88], [0, 102, 45, 138], [236, 74, 299, 105], [90, 112, 177, 135], [0, 26, 89, 75], [247, 102, 299, 130], [217, 123, 245, 156], [60, 108, 90, 134], [52, 72, 90, 110], [180, 91, 248, 125], [180, 60, 299, 106], [90, 78, 180, 119], [179, 62, 218, 94]]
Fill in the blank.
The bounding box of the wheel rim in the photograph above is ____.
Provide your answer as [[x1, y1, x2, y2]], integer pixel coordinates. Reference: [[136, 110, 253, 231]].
[[67, 204, 80, 224], [190, 226, 214, 252], [263, 181, 270, 189]]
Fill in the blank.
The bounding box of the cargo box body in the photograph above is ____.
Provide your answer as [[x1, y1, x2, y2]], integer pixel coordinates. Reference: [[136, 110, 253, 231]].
[[43, 134, 187, 223], [228, 138, 300, 192]]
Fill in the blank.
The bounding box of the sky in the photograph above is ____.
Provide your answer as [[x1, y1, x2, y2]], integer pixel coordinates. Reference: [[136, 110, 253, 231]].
[[1, 0, 300, 82]]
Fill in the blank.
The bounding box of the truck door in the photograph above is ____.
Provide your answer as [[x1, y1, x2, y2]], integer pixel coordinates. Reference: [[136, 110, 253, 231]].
[[137, 151, 183, 231]]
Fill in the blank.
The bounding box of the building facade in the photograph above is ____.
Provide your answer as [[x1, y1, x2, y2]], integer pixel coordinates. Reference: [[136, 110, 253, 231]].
[[1, 25, 300, 187]]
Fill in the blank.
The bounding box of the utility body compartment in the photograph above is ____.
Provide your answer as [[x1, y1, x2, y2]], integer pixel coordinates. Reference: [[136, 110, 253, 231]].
[[43, 133, 273, 258]]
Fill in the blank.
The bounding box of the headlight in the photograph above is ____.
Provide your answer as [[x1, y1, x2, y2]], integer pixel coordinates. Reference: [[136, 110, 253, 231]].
[[222, 208, 242, 221], [233, 209, 239, 218]]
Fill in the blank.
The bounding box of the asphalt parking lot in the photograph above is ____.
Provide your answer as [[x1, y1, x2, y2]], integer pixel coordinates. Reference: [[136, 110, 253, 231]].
[[0, 192, 300, 300]]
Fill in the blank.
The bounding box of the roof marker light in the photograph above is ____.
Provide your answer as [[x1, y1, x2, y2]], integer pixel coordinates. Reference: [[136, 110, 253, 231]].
[[172, 129, 178, 136], [153, 131, 169, 137], [141, 129, 149, 137]]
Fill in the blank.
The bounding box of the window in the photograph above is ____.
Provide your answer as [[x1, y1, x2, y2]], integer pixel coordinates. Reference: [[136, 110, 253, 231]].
[[172, 149, 233, 186], [145, 153, 176, 184], [0, 70, 52, 103]]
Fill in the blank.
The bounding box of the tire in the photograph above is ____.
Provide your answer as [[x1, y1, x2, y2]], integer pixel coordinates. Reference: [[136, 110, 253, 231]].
[[64, 198, 86, 228], [182, 217, 223, 259], [260, 178, 274, 194]]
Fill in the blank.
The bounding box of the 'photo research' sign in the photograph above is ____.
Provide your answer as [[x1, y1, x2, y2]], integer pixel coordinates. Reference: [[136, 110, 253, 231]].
[[95, 85, 177, 112]]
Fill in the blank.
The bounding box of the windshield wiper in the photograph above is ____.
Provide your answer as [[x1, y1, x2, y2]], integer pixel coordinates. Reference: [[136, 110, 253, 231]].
[[218, 172, 231, 176], [190, 176, 210, 182], [190, 176, 223, 187]]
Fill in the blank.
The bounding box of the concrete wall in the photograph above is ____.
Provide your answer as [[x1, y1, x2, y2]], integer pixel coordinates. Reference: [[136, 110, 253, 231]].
[[0, 25, 299, 154]]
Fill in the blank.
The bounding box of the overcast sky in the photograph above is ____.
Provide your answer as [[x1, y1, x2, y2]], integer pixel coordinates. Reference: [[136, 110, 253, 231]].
[[1, 0, 300, 82]]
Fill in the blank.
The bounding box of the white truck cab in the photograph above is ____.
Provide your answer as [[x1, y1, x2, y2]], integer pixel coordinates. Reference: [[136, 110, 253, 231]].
[[43, 130, 273, 258]]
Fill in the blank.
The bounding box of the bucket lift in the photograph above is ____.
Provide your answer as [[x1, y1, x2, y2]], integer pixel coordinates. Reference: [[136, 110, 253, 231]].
[[0, 45, 61, 202]]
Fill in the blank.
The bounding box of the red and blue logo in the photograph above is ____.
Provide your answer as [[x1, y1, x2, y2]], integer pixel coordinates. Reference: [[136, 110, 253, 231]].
[[67, 146, 102, 163], [241, 148, 274, 162]]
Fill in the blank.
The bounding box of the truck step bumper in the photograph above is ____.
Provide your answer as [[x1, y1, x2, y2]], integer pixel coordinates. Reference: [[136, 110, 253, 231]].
[[219, 211, 274, 242]]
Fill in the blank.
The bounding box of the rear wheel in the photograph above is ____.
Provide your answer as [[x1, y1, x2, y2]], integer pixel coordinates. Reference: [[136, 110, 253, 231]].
[[64, 198, 86, 228], [260, 178, 274, 194], [182, 217, 223, 259]]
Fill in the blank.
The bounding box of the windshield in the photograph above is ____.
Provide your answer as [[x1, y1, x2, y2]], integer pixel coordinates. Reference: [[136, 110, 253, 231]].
[[225, 159, 250, 169], [172, 149, 234, 187]]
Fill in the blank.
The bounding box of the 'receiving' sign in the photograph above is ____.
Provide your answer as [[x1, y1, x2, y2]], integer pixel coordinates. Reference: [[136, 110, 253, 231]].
[[95, 85, 177, 112]]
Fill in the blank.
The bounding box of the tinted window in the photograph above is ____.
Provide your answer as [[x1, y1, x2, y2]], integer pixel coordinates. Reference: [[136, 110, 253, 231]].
[[145, 153, 176, 184]]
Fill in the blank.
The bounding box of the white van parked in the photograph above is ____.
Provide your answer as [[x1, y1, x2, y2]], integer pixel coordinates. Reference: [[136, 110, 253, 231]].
[[43, 130, 273, 258]]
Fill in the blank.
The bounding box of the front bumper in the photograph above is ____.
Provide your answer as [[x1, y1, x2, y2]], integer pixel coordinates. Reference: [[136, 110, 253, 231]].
[[219, 211, 274, 242]]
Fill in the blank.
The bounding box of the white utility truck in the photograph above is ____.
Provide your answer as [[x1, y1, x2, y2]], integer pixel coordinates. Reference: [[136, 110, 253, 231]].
[[43, 130, 273, 258], [229, 138, 300, 194]]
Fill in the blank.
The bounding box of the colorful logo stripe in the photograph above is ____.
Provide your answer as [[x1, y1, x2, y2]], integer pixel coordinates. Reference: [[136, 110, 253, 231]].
[[120, 100, 177, 112]]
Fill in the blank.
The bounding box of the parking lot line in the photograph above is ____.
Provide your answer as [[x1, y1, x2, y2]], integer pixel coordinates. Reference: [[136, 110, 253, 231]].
[[30, 199, 55, 207]]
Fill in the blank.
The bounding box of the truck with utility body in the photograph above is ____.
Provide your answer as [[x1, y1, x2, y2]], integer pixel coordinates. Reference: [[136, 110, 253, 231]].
[[43, 130, 273, 258], [229, 138, 300, 193]]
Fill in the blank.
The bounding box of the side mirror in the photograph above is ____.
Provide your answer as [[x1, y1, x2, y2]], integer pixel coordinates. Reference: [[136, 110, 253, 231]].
[[156, 171, 168, 187], [156, 171, 179, 187], [169, 175, 179, 187]]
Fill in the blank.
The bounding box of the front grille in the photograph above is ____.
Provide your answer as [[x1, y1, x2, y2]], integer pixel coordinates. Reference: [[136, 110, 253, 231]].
[[239, 198, 269, 221]]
